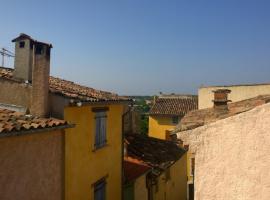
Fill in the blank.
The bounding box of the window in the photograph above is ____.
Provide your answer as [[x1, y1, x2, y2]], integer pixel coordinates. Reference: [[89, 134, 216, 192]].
[[190, 157, 195, 176], [94, 179, 106, 200], [19, 41, 25, 48], [165, 168, 171, 182], [94, 111, 107, 149], [172, 116, 179, 124], [35, 44, 44, 55]]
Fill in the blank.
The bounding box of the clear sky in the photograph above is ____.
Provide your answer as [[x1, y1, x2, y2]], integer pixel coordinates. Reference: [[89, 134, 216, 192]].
[[1, 0, 270, 95]]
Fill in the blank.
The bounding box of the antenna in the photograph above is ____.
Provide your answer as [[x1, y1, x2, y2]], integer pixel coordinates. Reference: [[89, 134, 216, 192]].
[[0, 48, 14, 67]]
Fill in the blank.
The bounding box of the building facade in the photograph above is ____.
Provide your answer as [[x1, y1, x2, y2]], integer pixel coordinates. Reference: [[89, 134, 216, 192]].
[[0, 108, 71, 200], [199, 83, 270, 109], [0, 33, 131, 200], [173, 91, 270, 200], [125, 134, 187, 200], [148, 95, 198, 140]]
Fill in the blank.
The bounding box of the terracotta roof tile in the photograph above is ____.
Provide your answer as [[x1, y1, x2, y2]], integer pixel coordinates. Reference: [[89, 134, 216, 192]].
[[0, 108, 70, 135], [123, 157, 151, 183], [149, 96, 198, 116], [125, 134, 186, 170], [174, 95, 270, 132], [0, 67, 130, 102]]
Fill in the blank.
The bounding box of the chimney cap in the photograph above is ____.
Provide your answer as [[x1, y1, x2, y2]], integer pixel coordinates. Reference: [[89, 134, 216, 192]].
[[212, 89, 231, 94], [12, 33, 53, 48]]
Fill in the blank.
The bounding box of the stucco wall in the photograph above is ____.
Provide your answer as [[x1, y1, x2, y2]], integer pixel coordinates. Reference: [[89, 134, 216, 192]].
[[0, 130, 64, 200], [0, 78, 31, 109], [64, 104, 123, 200], [177, 103, 270, 200], [134, 174, 148, 200], [149, 116, 179, 139], [153, 154, 187, 200], [199, 84, 270, 109]]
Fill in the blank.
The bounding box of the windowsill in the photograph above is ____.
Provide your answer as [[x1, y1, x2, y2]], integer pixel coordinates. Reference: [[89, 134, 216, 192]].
[[92, 143, 109, 152]]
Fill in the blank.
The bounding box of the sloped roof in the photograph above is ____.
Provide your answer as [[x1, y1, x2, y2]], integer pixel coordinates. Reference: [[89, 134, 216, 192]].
[[125, 134, 186, 170], [0, 67, 130, 103], [174, 95, 270, 133], [123, 157, 151, 183], [149, 96, 198, 116], [0, 108, 71, 137], [12, 33, 53, 48]]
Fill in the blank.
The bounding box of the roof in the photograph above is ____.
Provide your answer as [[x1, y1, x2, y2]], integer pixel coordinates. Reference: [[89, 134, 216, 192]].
[[149, 96, 198, 116], [123, 157, 151, 183], [125, 134, 186, 170], [174, 95, 270, 133], [200, 82, 270, 89], [0, 67, 130, 103], [0, 108, 72, 137], [12, 33, 53, 48]]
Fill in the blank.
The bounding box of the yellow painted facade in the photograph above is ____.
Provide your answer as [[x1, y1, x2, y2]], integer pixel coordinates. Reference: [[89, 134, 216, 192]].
[[148, 115, 178, 139], [64, 104, 124, 200], [153, 153, 187, 200], [187, 151, 195, 184]]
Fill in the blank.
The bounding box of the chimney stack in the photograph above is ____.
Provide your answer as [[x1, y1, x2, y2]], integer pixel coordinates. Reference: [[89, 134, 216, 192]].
[[12, 33, 52, 117], [212, 89, 231, 110]]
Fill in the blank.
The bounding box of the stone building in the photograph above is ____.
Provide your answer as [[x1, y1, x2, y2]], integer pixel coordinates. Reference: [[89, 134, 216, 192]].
[[0, 108, 72, 200], [148, 94, 198, 140], [199, 83, 270, 109], [172, 89, 270, 200]]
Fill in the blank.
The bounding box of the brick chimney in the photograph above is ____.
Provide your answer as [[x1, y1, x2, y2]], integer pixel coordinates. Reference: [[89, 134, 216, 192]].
[[12, 34, 52, 117], [212, 89, 231, 110]]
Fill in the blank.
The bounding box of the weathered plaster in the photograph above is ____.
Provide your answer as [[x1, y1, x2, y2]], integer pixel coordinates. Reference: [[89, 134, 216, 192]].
[[0, 130, 64, 200], [177, 103, 270, 200]]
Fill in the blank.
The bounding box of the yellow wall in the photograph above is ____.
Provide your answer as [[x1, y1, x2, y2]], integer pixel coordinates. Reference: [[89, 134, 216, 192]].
[[187, 151, 195, 184], [199, 84, 270, 109], [64, 104, 124, 200], [153, 153, 187, 200], [134, 174, 148, 200], [148, 115, 177, 139]]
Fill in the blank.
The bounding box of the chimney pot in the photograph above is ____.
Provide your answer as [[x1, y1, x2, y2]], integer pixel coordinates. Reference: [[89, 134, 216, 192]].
[[212, 89, 231, 109]]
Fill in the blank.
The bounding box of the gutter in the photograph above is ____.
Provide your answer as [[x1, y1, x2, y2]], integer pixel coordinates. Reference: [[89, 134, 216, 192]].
[[0, 124, 75, 138]]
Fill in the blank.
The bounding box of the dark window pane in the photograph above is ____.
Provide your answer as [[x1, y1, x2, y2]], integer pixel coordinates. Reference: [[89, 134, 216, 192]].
[[19, 41, 25, 48]]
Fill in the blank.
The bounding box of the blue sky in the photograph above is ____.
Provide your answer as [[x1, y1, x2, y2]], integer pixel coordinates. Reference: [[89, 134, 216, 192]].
[[1, 0, 270, 95]]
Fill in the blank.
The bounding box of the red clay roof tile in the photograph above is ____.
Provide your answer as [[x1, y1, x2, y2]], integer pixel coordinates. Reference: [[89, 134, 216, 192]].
[[0, 108, 70, 135], [149, 96, 198, 116], [0, 67, 130, 102]]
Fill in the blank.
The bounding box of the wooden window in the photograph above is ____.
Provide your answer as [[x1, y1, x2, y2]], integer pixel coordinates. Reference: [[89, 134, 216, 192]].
[[94, 179, 106, 200], [94, 111, 107, 149], [172, 116, 179, 124]]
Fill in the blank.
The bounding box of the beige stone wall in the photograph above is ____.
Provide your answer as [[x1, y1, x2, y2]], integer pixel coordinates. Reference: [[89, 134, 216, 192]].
[[177, 103, 270, 200], [0, 78, 32, 109], [14, 39, 33, 81], [0, 130, 64, 200], [199, 84, 270, 109], [134, 174, 148, 200]]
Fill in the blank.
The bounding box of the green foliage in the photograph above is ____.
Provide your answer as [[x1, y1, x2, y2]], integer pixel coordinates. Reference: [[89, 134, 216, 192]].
[[129, 96, 152, 135]]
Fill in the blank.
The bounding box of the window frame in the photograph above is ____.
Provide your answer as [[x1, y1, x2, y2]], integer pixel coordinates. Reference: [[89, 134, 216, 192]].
[[19, 41, 25, 48], [190, 157, 195, 177], [92, 107, 109, 150], [172, 116, 179, 124], [93, 177, 107, 200]]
